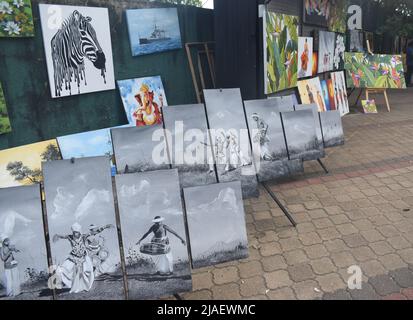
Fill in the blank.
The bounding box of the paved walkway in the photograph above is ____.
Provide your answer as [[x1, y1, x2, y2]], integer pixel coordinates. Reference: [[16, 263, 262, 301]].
[[182, 88, 413, 300]]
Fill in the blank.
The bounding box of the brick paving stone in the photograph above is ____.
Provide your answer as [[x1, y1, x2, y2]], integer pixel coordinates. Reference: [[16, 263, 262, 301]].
[[264, 270, 292, 290], [369, 274, 400, 296], [211, 283, 242, 300], [267, 287, 296, 300], [378, 254, 407, 271], [369, 241, 395, 256], [238, 261, 263, 279], [331, 251, 357, 268], [352, 246, 377, 262], [276, 228, 298, 239], [292, 280, 323, 300], [192, 272, 213, 290], [296, 222, 316, 234], [324, 206, 343, 215], [313, 218, 334, 229], [304, 244, 329, 259], [308, 209, 328, 219], [342, 233, 368, 248], [259, 242, 282, 257], [299, 232, 323, 246], [316, 273, 346, 293], [401, 288, 413, 300], [240, 276, 266, 297], [279, 238, 303, 252], [256, 230, 278, 243], [317, 227, 341, 241], [261, 255, 287, 272], [376, 225, 400, 238], [284, 249, 309, 266], [349, 282, 381, 300], [382, 293, 407, 300], [336, 223, 359, 236], [360, 260, 387, 278], [255, 219, 276, 232], [323, 289, 352, 300], [212, 267, 239, 285], [360, 229, 385, 243], [389, 268, 413, 288], [184, 290, 212, 300], [353, 219, 374, 231], [325, 239, 350, 253], [398, 248, 413, 264], [330, 214, 351, 225], [387, 236, 411, 250], [287, 264, 315, 282], [304, 201, 323, 210], [310, 257, 337, 275]]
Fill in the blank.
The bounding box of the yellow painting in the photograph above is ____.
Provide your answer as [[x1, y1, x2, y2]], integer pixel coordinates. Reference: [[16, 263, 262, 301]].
[[0, 140, 61, 188]]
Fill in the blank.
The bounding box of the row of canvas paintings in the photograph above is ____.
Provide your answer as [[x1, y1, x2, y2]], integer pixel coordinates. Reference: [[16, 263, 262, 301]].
[[0, 159, 248, 300], [297, 72, 350, 116]]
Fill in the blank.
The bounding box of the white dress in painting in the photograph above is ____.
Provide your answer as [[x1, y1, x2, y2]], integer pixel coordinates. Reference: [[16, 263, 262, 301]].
[[0, 244, 21, 297]]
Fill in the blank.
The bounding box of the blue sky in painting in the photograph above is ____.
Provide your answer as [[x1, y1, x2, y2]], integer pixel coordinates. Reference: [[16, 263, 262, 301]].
[[117, 76, 167, 125]]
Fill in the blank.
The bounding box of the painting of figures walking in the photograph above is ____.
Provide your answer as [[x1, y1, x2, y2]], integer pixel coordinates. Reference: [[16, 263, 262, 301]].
[[184, 181, 248, 269], [42, 157, 124, 300], [330, 71, 350, 116], [115, 169, 192, 300], [344, 53, 406, 89], [111, 124, 170, 174], [298, 37, 314, 79], [264, 10, 299, 94], [318, 31, 335, 73], [282, 109, 322, 161], [244, 99, 303, 181], [319, 111, 345, 148], [203, 89, 259, 199], [303, 0, 329, 27], [294, 104, 325, 158], [163, 104, 217, 188], [0, 83, 11, 135], [0, 0, 34, 37], [0, 185, 51, 300], [117, 76, 168, 127], [39, 4, 115, 98], [0, 140, 61, 188], [126, 8, 182, 56], [297, 77, 326, 112]]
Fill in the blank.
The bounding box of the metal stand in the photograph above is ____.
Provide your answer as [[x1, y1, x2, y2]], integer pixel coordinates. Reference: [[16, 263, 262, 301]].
[[261, 182, 297, 227], [174, 293, 183, 300], [317, 158, 329, 174]]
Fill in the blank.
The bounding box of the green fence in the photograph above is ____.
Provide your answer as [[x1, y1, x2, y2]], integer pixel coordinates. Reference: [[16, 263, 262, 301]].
[[0, 0, 213, 149]]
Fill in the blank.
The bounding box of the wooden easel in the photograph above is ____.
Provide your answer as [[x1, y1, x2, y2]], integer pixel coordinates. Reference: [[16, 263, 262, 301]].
[[366, 40, 391, 112]]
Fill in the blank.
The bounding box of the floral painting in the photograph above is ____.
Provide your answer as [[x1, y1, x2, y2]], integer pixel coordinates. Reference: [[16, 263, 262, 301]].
[[344, 53, 407, 89], [362, 99, 378, 114], [264, 11, 299, 94], [0, 0, 34, 37]]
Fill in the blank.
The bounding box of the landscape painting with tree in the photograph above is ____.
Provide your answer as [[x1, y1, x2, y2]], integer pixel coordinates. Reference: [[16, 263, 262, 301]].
[[126, 7, 182, 56], [184, 181, 248, 269], [0, 83, 11, 135], [319, 110, 345, 147], [39, 4, 115, 98], [0, 140, 61, 188], [0, 185, 51, 300], [42, 157, 124, 300], [264, 10, 299, 94], [344, 53, 406, 89], [115, 169, 192, 299], [0, 0, 34, 37]]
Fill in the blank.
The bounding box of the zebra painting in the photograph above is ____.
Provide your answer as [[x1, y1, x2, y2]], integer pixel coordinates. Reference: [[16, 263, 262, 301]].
[[39, 4, 115, 98]]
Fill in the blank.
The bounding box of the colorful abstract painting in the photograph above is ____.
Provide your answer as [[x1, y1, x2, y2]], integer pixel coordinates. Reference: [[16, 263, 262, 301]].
[[117, 76, 167, 127], [126, 8, 182, 56], [328, 0, 348, 33], [326, 79, 336, 110], [321, 80, 331, 111], [0, 0, 34, 37], [362, 99, 378, 114], [297, 77, 326, 112], [0, 83, 11, 135], [264, 10, 299, 94], [344, 53, 406, 89], [312, 52, 319, 76], [298, 37, 313, 79], [0, 140, 61, 188]]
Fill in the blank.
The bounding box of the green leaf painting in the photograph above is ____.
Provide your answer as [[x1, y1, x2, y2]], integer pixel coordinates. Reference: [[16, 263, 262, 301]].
[[0, 84, 12, 135], [328, 0, 348, 34], [0, 0, 34, 37], [344, 53, 407, 89], [264, 11, 299, 94]]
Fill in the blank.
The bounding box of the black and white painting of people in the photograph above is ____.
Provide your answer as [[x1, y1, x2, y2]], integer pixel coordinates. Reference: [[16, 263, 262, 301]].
[[268, 94, 296, 112], [39, 4, 115, 98], [0, 185, 50, 300], [203, 89, 259, 198], [244, 99, 299, 181], [42, 157, 124, 299], [294, 104, 325, 158], [111, 124, 170, 174], [282, 109, 322, 161], [184, 181, 248, 269], [163, 104, 217, 188], [115, 169, 192, 300], [319, 111, 345, 148]]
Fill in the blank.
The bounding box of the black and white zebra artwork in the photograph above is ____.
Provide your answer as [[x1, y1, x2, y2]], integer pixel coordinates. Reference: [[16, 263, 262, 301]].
[[39, 4, 115, 98]]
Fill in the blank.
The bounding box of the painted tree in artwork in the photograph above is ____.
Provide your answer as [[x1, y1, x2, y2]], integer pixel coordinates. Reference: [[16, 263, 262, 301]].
[[41, 144, 60, 161], [265, 12, 298, 94]]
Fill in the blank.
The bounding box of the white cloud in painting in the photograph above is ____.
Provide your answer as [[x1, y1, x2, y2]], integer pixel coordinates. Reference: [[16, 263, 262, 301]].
[[74, 189, 111, 220]]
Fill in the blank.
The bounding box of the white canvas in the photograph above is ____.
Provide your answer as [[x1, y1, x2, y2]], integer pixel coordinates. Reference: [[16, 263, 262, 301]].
[[298, 37, 313, 79], [39, 4, 115, 98]]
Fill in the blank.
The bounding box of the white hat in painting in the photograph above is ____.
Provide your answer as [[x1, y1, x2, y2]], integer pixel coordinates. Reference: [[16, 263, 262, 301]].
[[152, 216, 165, 223], [71, 222, 82, 233]]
